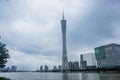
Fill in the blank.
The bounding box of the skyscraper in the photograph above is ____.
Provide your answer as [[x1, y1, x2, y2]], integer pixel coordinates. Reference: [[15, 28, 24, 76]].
[[68, 61, 79, 70], [58, 65, 62, 71], [80, 54, 87, 70], [11, 65, 17, 72], [81, 53, 97, 69], [44, 65, 49, 72], [61, 13, 68, 71], [40, 66, 43, 71], [82, 53, 97, 66]]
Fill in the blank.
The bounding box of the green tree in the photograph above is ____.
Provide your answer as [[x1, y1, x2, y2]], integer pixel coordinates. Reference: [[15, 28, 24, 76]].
[[0, 36, 10, 68]]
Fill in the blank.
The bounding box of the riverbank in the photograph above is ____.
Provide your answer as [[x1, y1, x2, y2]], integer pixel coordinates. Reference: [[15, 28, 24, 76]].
[[0, 77, 11, 80], [34, 68, 120, 73]]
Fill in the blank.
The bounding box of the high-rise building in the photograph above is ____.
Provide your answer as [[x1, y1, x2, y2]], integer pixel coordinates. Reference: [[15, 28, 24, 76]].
[[81, 53, 97, 69], [44, 65, 49, 71], [80, 54, 87, 70], [73, 61, 79, 70], [68, 61, 79, 70], [40, 66, 43, 71], [11, 65, 17, 72], [80, 54, 83, 62], [61, 13, 68, 70], [95, 43, 120, 68], [68, 61, 74, 70], [80, 61, 87, 70], [83, 53, 97, 66], [58, 65, 62, 71], [5, 67, 11, 72], [53, 66, 57, 71]]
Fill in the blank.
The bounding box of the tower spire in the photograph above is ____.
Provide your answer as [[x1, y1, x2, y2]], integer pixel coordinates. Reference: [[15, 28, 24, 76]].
[[62, 11, 64, 20]]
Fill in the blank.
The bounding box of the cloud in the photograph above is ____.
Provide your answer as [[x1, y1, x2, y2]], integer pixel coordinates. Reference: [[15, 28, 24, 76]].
[[0, 0, 120, 70], [64, 0, 120, 60], [67, 0, 120, 47], [6, 48, 61, 70]]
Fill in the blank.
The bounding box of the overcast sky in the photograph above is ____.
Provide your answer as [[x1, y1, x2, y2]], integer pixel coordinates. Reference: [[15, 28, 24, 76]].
[[0, 0, 120, 70]]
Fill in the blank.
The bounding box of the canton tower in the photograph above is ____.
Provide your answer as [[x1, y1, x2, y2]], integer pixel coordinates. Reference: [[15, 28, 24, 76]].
[[61, 13, 68, 71]]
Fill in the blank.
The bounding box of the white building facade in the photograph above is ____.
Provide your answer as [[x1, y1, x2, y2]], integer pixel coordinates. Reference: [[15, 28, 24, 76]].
[[82, 53, 97, 66]]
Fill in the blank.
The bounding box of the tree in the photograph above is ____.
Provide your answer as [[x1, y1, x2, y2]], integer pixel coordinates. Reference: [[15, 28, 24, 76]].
[[0, 36, 10, 68]]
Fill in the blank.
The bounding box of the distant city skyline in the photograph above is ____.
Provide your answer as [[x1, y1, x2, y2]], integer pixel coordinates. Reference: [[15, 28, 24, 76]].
[[0, 0, 120, 70]]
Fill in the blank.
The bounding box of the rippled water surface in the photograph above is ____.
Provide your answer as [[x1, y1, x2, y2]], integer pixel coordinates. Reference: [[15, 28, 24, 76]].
[[0, 72, 120, 80]]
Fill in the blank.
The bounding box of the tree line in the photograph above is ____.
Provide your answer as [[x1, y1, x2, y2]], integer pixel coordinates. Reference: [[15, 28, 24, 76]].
[[0, 36, 10, 68]]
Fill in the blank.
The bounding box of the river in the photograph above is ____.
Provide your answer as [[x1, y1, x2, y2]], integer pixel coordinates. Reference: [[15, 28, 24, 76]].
[[0, 72, 120, 80]]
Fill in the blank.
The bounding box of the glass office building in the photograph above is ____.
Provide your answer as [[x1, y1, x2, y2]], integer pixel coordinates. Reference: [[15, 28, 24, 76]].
[[95, 43, 120, 68]]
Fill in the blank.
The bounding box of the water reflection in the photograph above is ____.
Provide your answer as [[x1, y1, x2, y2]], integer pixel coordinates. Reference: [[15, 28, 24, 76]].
[[0, 72, 120, 80], [99, 73, 120, 80], [62, 73, 80, 80], [81, 73, 99, 80], [62, 73, 68, 80]]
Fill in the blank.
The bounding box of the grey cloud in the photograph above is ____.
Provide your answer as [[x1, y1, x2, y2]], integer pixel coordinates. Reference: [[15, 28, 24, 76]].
[[67, 0, 120, 48], [0, 0, 120, 70]]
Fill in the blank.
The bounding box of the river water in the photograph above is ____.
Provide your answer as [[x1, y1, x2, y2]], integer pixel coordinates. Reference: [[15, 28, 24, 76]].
[[0, 72, 120, 80]]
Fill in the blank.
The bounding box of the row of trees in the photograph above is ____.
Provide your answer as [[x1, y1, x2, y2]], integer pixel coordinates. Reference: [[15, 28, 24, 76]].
[[0, 36, 10, 68]]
